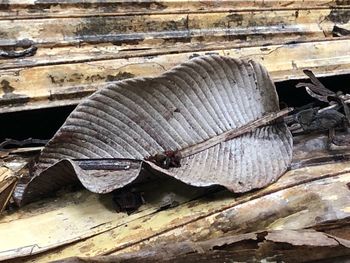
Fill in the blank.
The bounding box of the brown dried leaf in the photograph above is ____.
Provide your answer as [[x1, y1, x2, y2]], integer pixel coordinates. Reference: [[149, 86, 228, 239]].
[[17, 55, 292, 204]]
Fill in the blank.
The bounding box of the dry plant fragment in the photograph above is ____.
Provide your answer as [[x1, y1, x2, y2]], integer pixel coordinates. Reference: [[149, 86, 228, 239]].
[[15, 55, 293, 205], [294, 69, 350, 147]]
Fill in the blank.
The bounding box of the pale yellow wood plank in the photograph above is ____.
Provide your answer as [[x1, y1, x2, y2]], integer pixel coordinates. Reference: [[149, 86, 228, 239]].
[[1, 1, 348, 20], [0, 9, 342, 46], [1, 39, 350, 113], [0, 174, 205, 260], [2, 161, 349, 261]]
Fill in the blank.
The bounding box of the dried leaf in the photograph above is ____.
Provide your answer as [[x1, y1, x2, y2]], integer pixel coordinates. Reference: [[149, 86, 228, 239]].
[[302, 69, 335, 96], [295, 70, 336, 104], [295, 108, 346, 132], [333, 25, 350, 37], [17, 55, 292, 204]]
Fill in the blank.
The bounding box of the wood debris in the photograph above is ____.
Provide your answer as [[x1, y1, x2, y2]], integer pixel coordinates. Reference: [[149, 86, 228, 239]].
[[0, 167, 17, 213], [0, 158, 28, 213], [286, 70, 350, 141]]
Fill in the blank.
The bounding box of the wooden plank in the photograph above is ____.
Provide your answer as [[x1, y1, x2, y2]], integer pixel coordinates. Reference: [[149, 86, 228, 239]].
[[54, 229, 350, 262], [1, 39, 350, 113], [5, 161, 349, 262], [0, 173, 207, 261], [0, 1, 349, 114], [1, 1, 349, 20], [0, 9, 345, 47]]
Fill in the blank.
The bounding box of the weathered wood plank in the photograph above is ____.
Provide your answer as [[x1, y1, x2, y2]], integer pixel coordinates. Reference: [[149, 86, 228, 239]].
[[0, 2, 349, 114], [1, 1, 349, 19], [8, 161, 349, 262], [0, 191, 155, 260], [0, 9, 346, 47], [56, 229, 350, 262], [0, 167, 17, 213], [0, 173, 207, 261], [1, 39, 350, 113]]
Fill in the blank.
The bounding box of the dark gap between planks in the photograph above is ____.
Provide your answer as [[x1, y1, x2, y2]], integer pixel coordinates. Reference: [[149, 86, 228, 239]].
[[0, 73, 350, 143]]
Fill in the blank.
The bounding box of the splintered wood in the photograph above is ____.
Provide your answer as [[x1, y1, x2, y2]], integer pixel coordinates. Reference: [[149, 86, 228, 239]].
[[0, 167, 17, 213], [0, 158, 28, 213]]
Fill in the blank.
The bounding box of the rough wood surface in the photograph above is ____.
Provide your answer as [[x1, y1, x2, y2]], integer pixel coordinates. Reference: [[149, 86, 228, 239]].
[[1, 0, 350, 113], [0, 9, 342, 47], [2, 158, 350, 262], [54, 229, 350, 262], [2, 1, 350, 19]]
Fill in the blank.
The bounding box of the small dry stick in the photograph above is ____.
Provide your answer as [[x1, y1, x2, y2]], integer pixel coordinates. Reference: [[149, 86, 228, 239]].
[[180, 107, 294, 158]]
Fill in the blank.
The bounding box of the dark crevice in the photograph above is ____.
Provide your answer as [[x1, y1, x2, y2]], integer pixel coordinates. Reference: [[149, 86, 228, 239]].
[[276, 73, 350, 107], [0, 105, 76, 143], [0, 73, 349, 143]]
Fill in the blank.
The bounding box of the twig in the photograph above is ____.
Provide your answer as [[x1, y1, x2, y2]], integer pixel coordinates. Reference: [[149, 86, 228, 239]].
[[180, 107, 293, 158], [319, 98, 350, 113]]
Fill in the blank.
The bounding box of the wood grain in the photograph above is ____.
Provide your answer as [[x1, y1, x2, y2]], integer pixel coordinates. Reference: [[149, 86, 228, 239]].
[[1, 0, 349, 113], [2, 160, 349, 262], [1, 1, 349, 19]]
